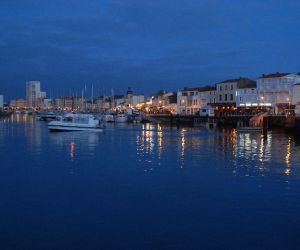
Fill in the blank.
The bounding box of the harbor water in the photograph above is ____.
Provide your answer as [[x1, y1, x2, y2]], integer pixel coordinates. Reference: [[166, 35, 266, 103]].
[[0, 114, 300, 249]]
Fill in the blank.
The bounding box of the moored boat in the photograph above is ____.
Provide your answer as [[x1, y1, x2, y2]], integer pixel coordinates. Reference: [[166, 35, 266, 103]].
[[104, 114, 115, 123], [37, 112, 57, 121], [48, 114, 105, 132], [115, 113, 128, 123]]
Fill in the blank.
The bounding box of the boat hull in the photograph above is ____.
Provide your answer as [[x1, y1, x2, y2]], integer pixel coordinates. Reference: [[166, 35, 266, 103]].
[[115, 115, 128, 123], [49, 125, 104, 132]]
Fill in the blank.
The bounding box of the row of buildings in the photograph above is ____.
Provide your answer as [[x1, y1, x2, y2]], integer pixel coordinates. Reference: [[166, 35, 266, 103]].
[[9, 83, 146, 112], [5, 73, 300, 116], [176, 73, 300, 115], [9, 81, 49, 109]]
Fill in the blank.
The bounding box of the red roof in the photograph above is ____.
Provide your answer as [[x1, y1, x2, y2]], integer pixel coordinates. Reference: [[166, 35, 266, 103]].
[[259, 73, 290, 79]]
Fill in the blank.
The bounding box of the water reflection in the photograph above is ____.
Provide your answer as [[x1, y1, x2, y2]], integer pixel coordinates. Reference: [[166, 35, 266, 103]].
[[70, 141, 75, 161], [179, 128, 186, 168], [49, 131, 101, 161], [135, 125, 300, 179], [1, 114, 300, 180], [285, 137, 292, 176]]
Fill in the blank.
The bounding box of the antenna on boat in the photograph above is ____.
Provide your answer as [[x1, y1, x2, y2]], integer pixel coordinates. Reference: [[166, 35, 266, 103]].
[[91, 84, 94, 111], [111, 88, 114, 109], [81, 88, 84, 112]]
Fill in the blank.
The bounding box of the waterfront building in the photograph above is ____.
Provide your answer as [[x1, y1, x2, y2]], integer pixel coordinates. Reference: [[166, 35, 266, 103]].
[[177, 86, 215, 115], [43, 99, 53, 109], [162, 92, 177, 113], [0, 95, 3, 109], [26, 81, 46, 108], [293, 83, 300, 116], [215, 77, 256, 105], [131, 95, 145, 107], [208, 89, 217, 104], [150, 90, 165, 109], [111, 88, 144, 110], [114, 95, 126, 108], [146, 90, 175, 113], [55, 96, 84, 111], [96, 96, 111, 111], [257, 73, 300, 113], [9, 99, 28, 109], [236, 86, 258, 108], [124, 88, 145, 107]]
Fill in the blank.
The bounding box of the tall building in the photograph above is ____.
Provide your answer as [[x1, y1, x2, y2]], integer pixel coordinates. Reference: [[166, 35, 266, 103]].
[[26, 81, 46, 107], [0, 95, 3, 109]]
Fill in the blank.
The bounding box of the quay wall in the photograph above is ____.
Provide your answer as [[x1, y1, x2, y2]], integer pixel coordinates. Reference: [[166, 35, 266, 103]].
[[146, 114, 288, 129]]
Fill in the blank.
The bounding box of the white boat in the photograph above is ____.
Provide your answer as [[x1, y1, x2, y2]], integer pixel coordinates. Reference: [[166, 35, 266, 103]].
[[115, 114, 128, 123], [104, 114, 115, 123], [37, 112, 57, 121], [48, 114, 105, 132]]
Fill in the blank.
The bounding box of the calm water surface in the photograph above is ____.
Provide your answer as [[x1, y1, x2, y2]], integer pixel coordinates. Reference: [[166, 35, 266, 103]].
[[0, 114, 300, 249]]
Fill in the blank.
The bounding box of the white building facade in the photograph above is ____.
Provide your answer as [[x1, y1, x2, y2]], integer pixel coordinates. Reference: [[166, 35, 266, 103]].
[[177, 87, 214, 115], [131, 95, 145, 106], [236, 87, 258, 108], [26, 81, 46, 107], [257, 73, 300, 113], [293, 83, 300, 116], [215, 78, 256, 105]]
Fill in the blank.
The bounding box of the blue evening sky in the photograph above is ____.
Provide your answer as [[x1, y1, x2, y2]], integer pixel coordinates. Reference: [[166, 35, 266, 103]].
[[1, 0, 300, 100]]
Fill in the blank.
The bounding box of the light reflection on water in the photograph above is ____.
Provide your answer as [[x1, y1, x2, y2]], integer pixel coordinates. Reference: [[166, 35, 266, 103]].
[[1, 114, 300, 180], [1, 114, 300, 249]]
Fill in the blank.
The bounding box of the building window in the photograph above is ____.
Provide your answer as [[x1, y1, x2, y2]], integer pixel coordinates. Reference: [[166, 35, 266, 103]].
[[225, 94, 228, 101], [230, 94, 233, 100], [220, 86, 222, 91], [225, 85, 228, 91], [190, 92, 194, 96], [231, 85, 233, 90], [219, 95, 222, 101]]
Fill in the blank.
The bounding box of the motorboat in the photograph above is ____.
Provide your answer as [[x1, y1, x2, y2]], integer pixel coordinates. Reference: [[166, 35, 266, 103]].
[[115, 113, 128, 123], [48, 114, 105, 132], [37, 112, 57, 121], [104, 114, 115, 123]]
